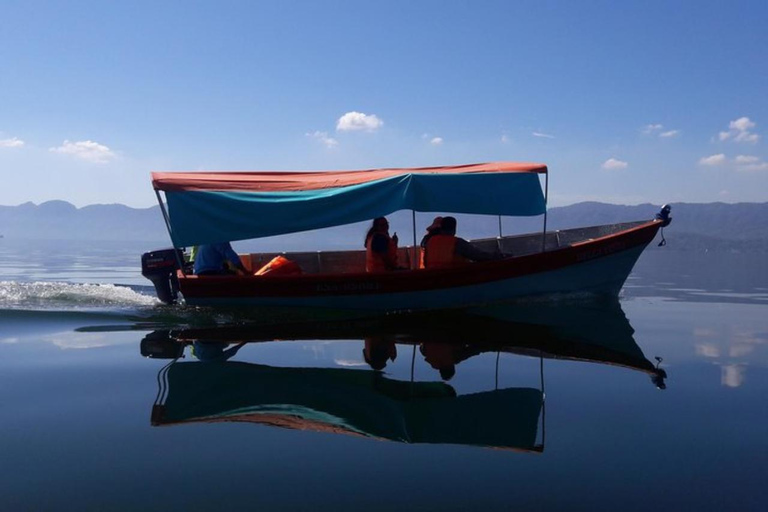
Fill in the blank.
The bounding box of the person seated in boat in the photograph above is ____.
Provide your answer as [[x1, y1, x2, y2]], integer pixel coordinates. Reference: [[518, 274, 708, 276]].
[[364, 217, 399, 272], [419, 216, 443, 268], [363, 336, 397, 371], [191, 341, 246, 362], [423, 216, 501, 269], [419, 342, 484, 381], [193, 242, 248, 276]]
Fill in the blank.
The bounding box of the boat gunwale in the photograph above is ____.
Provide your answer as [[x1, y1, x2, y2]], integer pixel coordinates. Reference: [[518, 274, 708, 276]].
[[176, 219, 662, 298]]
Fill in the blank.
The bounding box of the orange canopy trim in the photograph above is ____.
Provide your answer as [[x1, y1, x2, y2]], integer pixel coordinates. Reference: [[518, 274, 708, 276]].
[[152, 161, 547, 193]]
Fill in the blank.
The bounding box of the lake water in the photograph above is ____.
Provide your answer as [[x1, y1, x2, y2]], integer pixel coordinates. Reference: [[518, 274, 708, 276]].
[[1, 240, 766, 511]]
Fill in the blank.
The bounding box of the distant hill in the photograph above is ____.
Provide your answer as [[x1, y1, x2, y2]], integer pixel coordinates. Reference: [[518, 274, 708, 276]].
[[0, 201, 168, 243], [0, 200, 766, 251], [546, 202, 768, 241]]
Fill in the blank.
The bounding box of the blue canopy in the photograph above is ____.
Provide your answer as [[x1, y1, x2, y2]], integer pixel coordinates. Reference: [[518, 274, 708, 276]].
[[152, 162, 547, 246]]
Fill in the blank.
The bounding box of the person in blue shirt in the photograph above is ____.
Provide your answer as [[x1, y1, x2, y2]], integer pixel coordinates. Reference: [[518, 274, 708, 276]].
[[193, 242, 248, 276], [192, 341, 246, 362]]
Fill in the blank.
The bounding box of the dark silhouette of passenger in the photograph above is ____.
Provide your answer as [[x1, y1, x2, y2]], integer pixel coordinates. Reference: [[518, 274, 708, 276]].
[[364, 217, 399, 272], [192, 341, 246, 362], [423, 216, 501, 269], [194, 242, 248, 275], [363, 336, 397, 370], [419, 216, 443, 268], [420, 342, 484, 381]]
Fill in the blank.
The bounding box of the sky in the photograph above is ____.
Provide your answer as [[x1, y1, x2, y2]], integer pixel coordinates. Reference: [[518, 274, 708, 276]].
[[1, 0, 766, 208]]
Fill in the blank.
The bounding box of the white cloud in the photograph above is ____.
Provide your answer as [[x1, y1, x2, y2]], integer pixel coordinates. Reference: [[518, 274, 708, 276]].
[[643, 124, 680, 138], [699, 153, 726, 166], [735, 155, 759, 164], [336, 111, 383, 132], [430, 137, 443, 146], [642, 123, 664, 134], [306, 130, 338, 148], [734, 154, 768, 172], [43, 332, 120, 350], [532, 131, 555, 139], [500, 134, 510, 144], [736, 132, 759, 143], [0, 137, 24, 148], [601, 158, 628, 170], [49, 140, 116, 163], [334, 359, 367, 367], [698, 153, 768, 171], [730, 117, 756, 132], [718, 117, 759, 143], [721, 364, 745, 388], [695, 343, 720, 358], [740, 162, 768, 172]]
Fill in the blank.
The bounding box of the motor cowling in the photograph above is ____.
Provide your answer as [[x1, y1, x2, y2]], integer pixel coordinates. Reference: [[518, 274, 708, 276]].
[[141, 248, 182, 304], [140, 330, 185, 359]]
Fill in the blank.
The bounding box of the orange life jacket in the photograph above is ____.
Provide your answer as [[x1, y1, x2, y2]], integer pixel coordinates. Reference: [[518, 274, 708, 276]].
[[255, 255, 302, 276], [420, 343, 456, 369], [365, 235, 398, 272], [424, 234, 468, 269]]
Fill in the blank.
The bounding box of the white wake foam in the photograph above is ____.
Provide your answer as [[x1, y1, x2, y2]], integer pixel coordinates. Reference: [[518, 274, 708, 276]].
[[0, 281, 160, 309]]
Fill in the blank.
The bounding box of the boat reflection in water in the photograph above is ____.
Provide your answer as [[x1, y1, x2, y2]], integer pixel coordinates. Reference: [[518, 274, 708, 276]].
[[142, 299, 666, 453]]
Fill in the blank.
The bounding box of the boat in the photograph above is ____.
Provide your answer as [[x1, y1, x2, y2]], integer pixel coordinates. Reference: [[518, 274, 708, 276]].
[[142, 162, 671, 315], [143, 300, 666, 451]]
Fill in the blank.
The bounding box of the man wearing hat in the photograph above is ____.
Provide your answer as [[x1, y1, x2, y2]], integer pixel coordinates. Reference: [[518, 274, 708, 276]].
[[422, 216, 501, 269]]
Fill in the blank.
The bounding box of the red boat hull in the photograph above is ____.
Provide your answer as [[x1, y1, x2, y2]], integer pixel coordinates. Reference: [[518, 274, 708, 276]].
[[178, 220, 662, 314]]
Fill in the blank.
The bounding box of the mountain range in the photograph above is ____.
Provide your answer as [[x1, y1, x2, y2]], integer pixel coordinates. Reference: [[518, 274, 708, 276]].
[[1, 200, 766, 252]]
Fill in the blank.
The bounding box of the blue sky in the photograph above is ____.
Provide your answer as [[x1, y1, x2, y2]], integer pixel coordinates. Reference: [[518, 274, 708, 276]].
[[1, 0, 766, 207]]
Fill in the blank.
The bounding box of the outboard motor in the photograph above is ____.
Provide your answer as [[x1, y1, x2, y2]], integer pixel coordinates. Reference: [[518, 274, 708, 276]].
[[141, 248, 183, 304], [140, 330, 185, 359]]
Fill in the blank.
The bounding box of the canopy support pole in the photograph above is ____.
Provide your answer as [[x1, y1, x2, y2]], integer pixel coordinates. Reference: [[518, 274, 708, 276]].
[[539, 353, 546, 451], [498, 215, 503, 238], [155, 190, 186, 276], [411, 343, 416, 381], [541, 173, 549, 253], [412, 210, 417, 269]]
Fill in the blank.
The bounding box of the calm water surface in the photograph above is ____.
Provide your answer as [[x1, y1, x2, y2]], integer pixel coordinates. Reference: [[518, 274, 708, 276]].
[[1, 240, 766, 511]]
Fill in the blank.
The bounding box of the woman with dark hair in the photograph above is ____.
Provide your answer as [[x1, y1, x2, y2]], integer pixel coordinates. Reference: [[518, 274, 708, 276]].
[[364, 217, 399, 272]]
